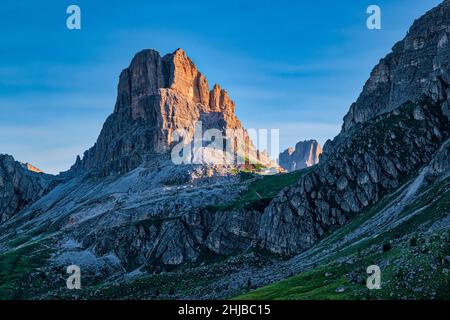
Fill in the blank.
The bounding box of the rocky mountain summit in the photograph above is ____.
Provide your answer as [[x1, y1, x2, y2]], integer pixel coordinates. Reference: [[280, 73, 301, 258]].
[[0, 49, 279, 280], [279, 140, 322, 172], [22, 163, 44, 174], [71, 48, 276, 176]]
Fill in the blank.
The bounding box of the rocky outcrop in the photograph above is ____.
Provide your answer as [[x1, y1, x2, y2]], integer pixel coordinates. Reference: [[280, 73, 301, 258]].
[[73, 48, 275, 176], [0, 154, 53, 222], [22, 163, 44, 173], [258, 99, 449, 255], [279, 140, 322, 172], [426, 138, 450, 180], [82, 206, 263, 267], [342, 0, 450, 131], [253, 0, 450, 256]]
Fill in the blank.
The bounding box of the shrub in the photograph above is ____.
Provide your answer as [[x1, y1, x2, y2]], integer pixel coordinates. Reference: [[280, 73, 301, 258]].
[[382, 243, 392, 252]]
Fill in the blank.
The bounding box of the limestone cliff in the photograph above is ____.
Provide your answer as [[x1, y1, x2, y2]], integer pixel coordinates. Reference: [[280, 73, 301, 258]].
[[258, 0, 450, 255], [341, 0, 450, 132], [279, 140, 322, 172], [259, 99, 449, 254], [73, 48, 275, 175]]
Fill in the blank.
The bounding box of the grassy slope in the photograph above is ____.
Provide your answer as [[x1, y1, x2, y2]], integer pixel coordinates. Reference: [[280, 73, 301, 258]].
[[0, 243, 51, 299], [210, 168, 312, 211], [236, 177, 450, 300]]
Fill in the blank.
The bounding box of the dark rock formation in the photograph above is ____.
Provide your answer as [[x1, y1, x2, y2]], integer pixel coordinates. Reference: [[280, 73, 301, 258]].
[[342, 0, 450, 131], [259, 99, 449, 255], [0, 154, 53, 222], [279, 140, 322, 172], [83, 206, 264, 267], [255, 0, 450, 255], [426, 138, 450, 180]]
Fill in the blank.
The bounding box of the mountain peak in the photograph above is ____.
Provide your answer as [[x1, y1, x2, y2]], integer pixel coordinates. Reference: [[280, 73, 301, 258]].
[[22, 163, 44, 173], [279, 140, 322, 172], [172, 47, 187, 56], [75, 48, 275, 175]]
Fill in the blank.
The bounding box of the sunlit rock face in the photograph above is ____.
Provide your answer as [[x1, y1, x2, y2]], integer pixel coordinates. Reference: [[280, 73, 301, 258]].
[[73, 48, 276, 176], [279, 140, 322, 172], [22, 163, 44, 174]]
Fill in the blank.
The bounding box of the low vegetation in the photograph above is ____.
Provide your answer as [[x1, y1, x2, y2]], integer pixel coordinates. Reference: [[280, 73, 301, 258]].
[[209, 168, 312, 211], [0, 243, 51, 299], [235, 177, 450, 300]]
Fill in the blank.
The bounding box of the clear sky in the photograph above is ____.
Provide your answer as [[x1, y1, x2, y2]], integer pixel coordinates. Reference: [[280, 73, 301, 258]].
[[0, 0, 443, 173]]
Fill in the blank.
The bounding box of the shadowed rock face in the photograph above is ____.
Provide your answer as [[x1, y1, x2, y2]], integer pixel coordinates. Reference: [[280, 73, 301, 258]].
[[259, 99, 449, 255], [342, 0, 450, 132], [0, 155, 53, 222], [256, 0, 450, 255], [279, 140, 322, 172], [73, 48, 272, 176]]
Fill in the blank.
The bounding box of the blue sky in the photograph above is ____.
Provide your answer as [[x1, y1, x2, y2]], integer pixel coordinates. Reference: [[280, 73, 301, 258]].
[[0, 0, 442, 173]]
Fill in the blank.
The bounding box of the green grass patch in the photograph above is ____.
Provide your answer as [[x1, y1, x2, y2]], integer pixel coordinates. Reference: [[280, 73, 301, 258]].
[[0, 244, 51, 299], [209, 168, 312, 212], [234, 263, 359, 300]]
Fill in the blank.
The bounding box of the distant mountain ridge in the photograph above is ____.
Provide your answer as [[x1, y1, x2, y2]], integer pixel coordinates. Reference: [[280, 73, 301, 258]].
[[279, 140, 322, 172]]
